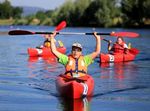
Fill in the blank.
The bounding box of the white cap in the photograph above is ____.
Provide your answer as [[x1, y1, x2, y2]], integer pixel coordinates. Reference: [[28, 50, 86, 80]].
[[72, 42, 82, 49]]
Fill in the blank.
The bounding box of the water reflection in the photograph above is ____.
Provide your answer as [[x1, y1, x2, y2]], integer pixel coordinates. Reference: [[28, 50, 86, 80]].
[[99, 62, 138, 80], [27, 56, 59, 79], [97, 62, 139, 96], [28, 56, 58, 64], [27, 56, 61, 93], [93, 62, 147, 99], [59, 97, 91, 111]]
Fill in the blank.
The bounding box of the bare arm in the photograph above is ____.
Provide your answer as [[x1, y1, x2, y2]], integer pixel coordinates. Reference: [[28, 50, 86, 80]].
[[89, 32, 101, 59], [49, 32, 63, 58], [108, 40, 112, 52]]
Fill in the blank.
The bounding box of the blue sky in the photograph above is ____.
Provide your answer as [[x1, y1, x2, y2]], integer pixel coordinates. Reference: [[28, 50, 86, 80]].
[[7, 0, 66, 10]]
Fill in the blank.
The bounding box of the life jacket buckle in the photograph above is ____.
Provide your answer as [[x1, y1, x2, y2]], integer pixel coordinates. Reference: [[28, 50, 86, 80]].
[[73, 73, 79, 78]]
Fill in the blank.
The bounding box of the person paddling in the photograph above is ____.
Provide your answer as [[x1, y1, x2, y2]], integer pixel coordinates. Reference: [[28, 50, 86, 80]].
[[108, 37, 129, 54], [37, 34, 63, 49], [49, 32, 101, 78]]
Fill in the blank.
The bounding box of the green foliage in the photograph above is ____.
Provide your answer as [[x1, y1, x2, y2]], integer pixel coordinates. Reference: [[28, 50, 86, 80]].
[[12, 7, 23, 19], [52, 0, 75, 25], [0, 0, 149, 27], [40, 18, 53, 25], [121, 0, 150, 27], [53, 0, 91, 26], [36, 11, 47, 21], [14, 19, 28, 25], [71, 0, 91, 26], [0, 0, 22, 19], [45, 10, 53, 17], [0, 0, 12, 19], [53, 0, 121, 27], [74, 0, 120, 27]]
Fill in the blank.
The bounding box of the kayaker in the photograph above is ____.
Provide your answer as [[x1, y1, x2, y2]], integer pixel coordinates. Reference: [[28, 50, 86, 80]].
[[42, 34, 56, 48], [49, 32, 101, 78], [37, 34, 63, 49], [108, 37, 128, 54]]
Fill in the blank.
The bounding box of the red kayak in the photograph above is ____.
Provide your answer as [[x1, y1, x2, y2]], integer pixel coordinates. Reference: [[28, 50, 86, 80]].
[[27, 46, 66, 57], [100, 48, 139, 63], [55, 74, 94, 99]]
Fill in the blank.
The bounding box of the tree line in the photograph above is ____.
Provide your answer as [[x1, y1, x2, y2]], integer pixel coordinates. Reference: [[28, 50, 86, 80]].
[[0, 0, 149, 28], [0, 0, 22, 19]]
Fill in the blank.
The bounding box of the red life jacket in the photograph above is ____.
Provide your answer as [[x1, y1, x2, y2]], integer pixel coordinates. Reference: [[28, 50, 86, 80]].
[[113, 42, 126, 53], [65, 55, 87, 77]]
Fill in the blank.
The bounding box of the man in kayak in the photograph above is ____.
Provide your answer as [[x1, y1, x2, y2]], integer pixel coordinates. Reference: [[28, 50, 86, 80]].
[[108, 37, 129, 54], [49, 32, 101, 78]]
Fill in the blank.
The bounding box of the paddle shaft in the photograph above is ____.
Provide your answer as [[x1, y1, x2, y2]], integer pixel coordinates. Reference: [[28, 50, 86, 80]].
[[102, 38, 109, 42], [9, 30, 139, 38], [8, 30, 110, 35], [35, 32, 110, 35]]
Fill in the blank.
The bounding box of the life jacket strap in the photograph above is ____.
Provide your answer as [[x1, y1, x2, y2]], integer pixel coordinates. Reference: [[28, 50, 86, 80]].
[[65, 70, 86, 75]]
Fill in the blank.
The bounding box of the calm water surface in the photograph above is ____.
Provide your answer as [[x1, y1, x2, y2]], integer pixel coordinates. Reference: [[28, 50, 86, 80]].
[[0, 26, 150, 111]]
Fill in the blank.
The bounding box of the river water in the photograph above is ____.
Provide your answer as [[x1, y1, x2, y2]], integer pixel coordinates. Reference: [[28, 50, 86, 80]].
[[0, 25, 150, 111]]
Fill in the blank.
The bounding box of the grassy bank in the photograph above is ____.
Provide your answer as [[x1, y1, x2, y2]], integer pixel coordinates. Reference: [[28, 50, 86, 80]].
[[0, 19, 14, 25], [0, 18, 149, 28]]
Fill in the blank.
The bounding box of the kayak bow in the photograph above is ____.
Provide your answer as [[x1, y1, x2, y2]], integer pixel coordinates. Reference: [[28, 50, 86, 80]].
[[55, 74, 94, 99]]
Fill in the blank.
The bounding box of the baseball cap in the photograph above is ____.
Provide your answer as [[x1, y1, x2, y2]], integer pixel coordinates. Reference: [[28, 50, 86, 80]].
[[72, 42, 82, 49]]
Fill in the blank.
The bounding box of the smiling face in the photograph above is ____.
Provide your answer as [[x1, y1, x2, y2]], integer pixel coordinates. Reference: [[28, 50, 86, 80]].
[[71, 46, 82, 59], [116, 37, 124, 44]]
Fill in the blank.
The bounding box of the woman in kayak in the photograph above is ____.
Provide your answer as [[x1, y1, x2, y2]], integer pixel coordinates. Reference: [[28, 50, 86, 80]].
[[49, 32, 101, 78], [108, 37, 129, 54]]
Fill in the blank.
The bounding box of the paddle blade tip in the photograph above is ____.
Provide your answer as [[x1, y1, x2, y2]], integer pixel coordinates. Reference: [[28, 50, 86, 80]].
[[55, 21, 67, 31], [8, 30, 34, 35], [110, 32, 139, 38], [129, 48, 140, 55]]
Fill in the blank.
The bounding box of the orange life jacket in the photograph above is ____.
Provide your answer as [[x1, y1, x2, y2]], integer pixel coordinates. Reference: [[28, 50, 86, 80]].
[[65, 55, 87, 77], [113, 42, 126, 53]]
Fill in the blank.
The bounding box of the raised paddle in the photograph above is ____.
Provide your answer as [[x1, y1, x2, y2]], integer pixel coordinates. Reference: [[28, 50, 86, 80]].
[[129, 48, 139, 55], [9, 21, 67, 35], [55, 21, 67, 31], [9, 30, 139, 38], [110, 32, 139, 38]]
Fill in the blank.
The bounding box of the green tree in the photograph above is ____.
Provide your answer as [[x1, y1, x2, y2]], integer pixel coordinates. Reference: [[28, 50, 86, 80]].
[[0, 0, 13, 19], [70, 0, 91, 26], [52, 0, 75, 25], [12, 7, 23, 18], [53, 0, 92, 26], [143, 0, 150, 19], [121, 0, 150, 27], [36, 11, 47, 21], [81, 0, 120, 27], [0, 0, 22, 19], [45, 10, 53, 17]]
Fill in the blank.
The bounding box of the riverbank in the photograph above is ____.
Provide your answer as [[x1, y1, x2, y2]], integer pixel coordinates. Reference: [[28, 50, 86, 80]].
[[0, 18, 150, 28], [0, 19, 14, 25], [0, 18, 50, 26]]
